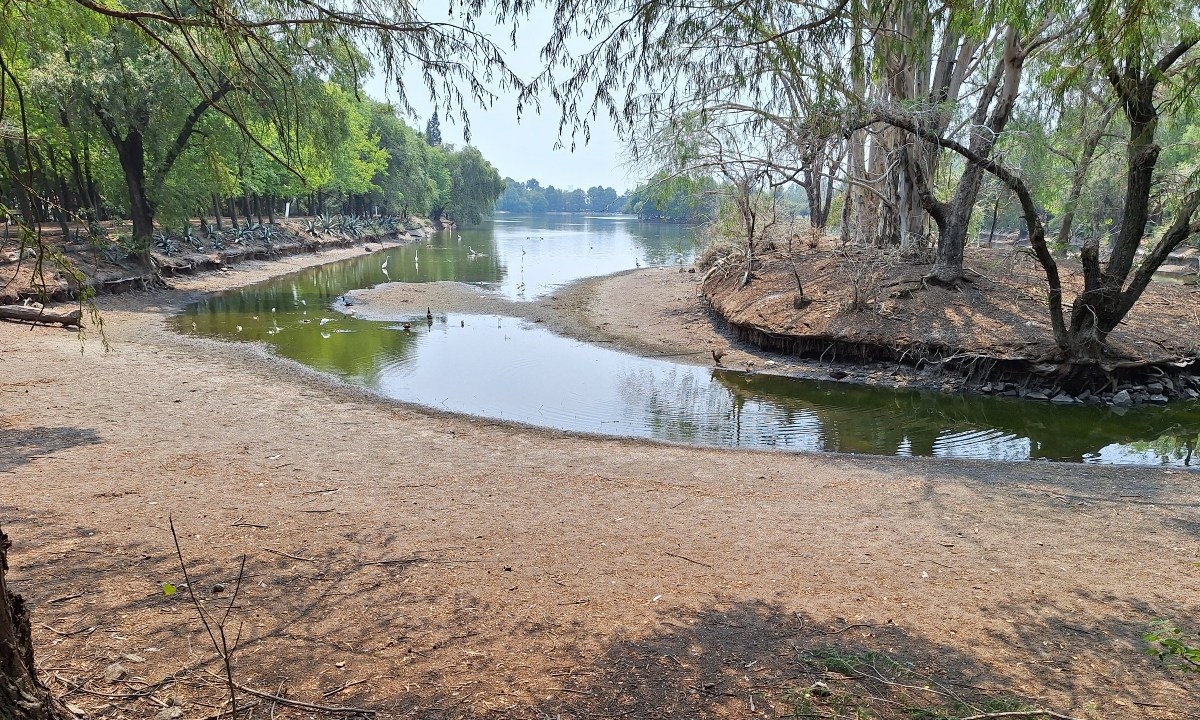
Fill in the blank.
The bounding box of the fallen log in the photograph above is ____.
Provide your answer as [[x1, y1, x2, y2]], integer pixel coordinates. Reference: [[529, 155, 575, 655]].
[[0, 304, 81, 327]]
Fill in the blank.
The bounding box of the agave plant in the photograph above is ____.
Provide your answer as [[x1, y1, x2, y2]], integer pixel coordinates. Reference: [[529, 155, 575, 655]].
[[153, 232, 179, 256]]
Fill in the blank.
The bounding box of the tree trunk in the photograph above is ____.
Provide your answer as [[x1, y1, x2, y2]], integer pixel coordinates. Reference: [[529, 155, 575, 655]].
[[105, 129, 154, 242], [1056, 102, 1116, 248], [83, 145, 101, 221], [1, 530, 70, 720], [1, 141, 37, 231], [211, 195, 224, 231], [110, 131, 156, 243]]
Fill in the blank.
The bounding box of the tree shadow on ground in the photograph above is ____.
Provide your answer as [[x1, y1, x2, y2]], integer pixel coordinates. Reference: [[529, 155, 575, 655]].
[[0, 424, 101, 473], [10, 508, 1198, 720]]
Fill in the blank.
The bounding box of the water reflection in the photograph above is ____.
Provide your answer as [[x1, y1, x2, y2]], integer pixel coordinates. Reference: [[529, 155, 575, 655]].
[[179, 216, 1200, 466], [714, 372, 1200, 465]]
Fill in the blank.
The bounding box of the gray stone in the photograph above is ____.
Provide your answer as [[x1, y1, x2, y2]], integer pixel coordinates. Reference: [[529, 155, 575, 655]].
[[1186, 388, 1199, 399], [1112, 389, 1133, 406], [1146, 382, 1164, 394], [1077, 389, 1092, 401], [1149, 394, 1169, 404], [1000, 389, 1018, 397], [1050, 393, 1076, 404], [1026, 391, 1049, 400], [155, 708, 185, 720], [103, 662, 127, 682]]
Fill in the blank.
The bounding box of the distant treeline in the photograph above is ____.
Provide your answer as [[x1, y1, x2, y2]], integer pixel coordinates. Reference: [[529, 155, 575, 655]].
[[496, 178, 625, 215], [497, 173, 766, 223], [492, 172, 811, 225]]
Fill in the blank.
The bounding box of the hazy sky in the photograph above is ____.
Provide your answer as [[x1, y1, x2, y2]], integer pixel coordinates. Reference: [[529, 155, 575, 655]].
[[365, 6, 636, 192]]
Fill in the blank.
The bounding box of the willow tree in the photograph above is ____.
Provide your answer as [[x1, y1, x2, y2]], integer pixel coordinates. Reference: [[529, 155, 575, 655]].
[[1, 0, 529, 245]]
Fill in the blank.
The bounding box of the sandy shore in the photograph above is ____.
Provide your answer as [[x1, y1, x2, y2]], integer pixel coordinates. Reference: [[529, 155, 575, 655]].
[[2, 247, 1198, 719], [346, 267, 946, 389]]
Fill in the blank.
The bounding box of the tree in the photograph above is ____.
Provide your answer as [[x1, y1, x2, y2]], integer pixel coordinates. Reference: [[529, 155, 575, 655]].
[[1, 529, 69, 720], [368, 103, 443, 216], [441, 146, 505, 225], [879, 12, 1200, 364], [563, 188, 587, 212], [587, 185, 619, 212], [425, 110, 443, 146]]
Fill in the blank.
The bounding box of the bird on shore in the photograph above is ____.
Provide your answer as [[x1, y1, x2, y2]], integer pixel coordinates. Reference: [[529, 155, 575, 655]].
[[426, 307, 434, 323], [381, 256, 389, 271], [711, 349, 726, 366], [401, 322, 412, 332]]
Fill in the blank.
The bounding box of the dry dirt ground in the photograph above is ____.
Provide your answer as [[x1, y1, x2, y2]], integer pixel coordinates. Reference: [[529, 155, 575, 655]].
[[703, 242, 1200, 371], [2, 246, 1199, 720]]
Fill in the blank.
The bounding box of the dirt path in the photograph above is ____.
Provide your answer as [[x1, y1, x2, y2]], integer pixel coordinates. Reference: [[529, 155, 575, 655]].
[[2, 250, 1198, 719]]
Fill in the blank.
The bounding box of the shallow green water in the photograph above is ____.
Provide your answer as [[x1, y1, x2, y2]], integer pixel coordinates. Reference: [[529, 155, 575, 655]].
[[178, 216, 1200, 466]]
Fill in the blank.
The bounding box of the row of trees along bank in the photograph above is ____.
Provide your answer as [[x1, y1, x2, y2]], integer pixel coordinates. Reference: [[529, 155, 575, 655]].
[[0, 20, 504, 256]]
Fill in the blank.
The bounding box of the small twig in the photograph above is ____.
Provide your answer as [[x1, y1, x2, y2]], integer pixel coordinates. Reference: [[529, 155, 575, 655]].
[[321, 679, 367, 697], [172, 517, 244, 720], [196, 700, 260, 720], [40, 623, 94, 637], [47, 593, 84, 604], [823, 623, 874, 635], [664, 551, 713, 569], [235, 683, 375, 715], [958, 711, 1082, 720], [361, 556, 430, 567], [262, 547, 316, 562], [54, 673, 174, 700]]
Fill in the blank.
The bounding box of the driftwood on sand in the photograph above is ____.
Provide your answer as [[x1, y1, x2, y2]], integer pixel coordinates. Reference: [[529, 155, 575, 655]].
[[0, 304, 81, 327]]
